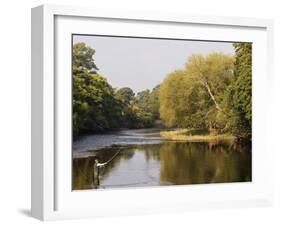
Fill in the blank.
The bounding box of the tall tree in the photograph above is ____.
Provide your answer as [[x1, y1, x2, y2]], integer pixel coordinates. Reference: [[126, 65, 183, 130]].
[[159, 53, 234, 131], [72, 43, 122, 137], [159, 69, 206, 128], [224, 43, 252, 138], [186, 53, 234, 112], [73, 42, 98, 72]]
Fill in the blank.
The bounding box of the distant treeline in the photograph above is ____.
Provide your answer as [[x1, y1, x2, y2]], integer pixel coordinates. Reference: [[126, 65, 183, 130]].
[[73, 42, 251, 140]]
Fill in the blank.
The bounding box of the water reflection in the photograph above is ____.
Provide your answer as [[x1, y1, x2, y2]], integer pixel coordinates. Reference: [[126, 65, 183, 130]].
[[159, 142, 251, 185], [73, 141, 251, 190]]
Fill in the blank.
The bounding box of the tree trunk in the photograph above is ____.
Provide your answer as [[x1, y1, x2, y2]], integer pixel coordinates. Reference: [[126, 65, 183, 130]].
[[193, 59, 224, 114], [202, 81, 221, 111]]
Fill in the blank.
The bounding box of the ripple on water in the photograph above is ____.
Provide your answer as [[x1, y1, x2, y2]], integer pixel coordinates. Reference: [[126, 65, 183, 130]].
[[72, 128, 171, 153]]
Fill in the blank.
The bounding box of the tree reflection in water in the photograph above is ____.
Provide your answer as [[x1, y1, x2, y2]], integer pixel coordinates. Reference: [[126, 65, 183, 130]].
[[159, 142, 251, 185], [72, 141, 251, 190]]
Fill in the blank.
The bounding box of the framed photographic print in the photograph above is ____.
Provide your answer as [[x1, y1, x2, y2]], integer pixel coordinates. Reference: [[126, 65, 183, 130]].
[[31, 4, 274, 221]]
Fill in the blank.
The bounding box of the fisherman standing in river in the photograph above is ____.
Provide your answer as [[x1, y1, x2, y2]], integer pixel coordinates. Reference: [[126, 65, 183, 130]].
[[93, 158, 104, 187], [93, 150, 121, 188]]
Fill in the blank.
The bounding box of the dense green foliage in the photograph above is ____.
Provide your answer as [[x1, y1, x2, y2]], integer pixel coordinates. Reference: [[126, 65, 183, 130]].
[[72, 43, 160, 138], [160, 53, 234, 131], [114, 86, 161, 129], [72, 68, 123, 136], [223, 43, 252, 138], [73, 42, 98, 72], [73, 42, 252, 140], [159, 45, 252, 139]]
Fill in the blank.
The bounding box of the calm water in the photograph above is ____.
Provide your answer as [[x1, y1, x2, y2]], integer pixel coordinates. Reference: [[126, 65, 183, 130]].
[[72, 129, 251, 190]]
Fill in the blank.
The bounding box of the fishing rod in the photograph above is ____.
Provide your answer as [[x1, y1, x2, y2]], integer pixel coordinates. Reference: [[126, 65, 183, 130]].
[[95, 149, 122, 167]]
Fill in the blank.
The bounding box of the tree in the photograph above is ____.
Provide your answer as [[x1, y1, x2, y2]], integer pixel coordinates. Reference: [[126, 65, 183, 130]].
[[159, 53, 234, 131], [114, 85, 161, 129], [72, 43, 123, 137], [72, 42, 161, 136], [73, 71, 123, 135], [147, 85, 161, 121], [135, 89, 150, 108], [134, 86, 161, 124], [73, 42, 98, 72], [185, 53, 234, 112], [160, 69, 206, 128], [223, 43, 252, 138], [115, 87, 135, 105]]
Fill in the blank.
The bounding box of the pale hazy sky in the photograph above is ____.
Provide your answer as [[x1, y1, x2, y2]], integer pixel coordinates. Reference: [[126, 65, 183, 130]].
[[73, 35, 235, 93]]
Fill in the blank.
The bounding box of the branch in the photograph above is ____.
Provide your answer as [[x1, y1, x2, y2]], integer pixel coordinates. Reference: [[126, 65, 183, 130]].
[[192, 59, 221, 111], [202, 81, 221, 111]]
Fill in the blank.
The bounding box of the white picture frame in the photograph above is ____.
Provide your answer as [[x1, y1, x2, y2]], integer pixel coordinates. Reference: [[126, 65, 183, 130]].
[[31, 4, 274, 221]]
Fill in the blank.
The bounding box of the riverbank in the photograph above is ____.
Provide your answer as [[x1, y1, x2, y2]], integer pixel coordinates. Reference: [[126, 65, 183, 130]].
[[160, 129, 235, 143]]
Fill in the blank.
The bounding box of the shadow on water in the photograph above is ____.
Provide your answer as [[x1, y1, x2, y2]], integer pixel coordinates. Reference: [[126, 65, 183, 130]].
[[73, 140, 251, 190]]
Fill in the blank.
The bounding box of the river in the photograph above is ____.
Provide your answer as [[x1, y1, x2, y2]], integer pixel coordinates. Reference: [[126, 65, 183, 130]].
[[72, 128, 251, 190]]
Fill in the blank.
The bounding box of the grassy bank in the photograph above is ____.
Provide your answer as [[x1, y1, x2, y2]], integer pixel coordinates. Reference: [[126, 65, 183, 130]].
[[160, 129, 235, 143]]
